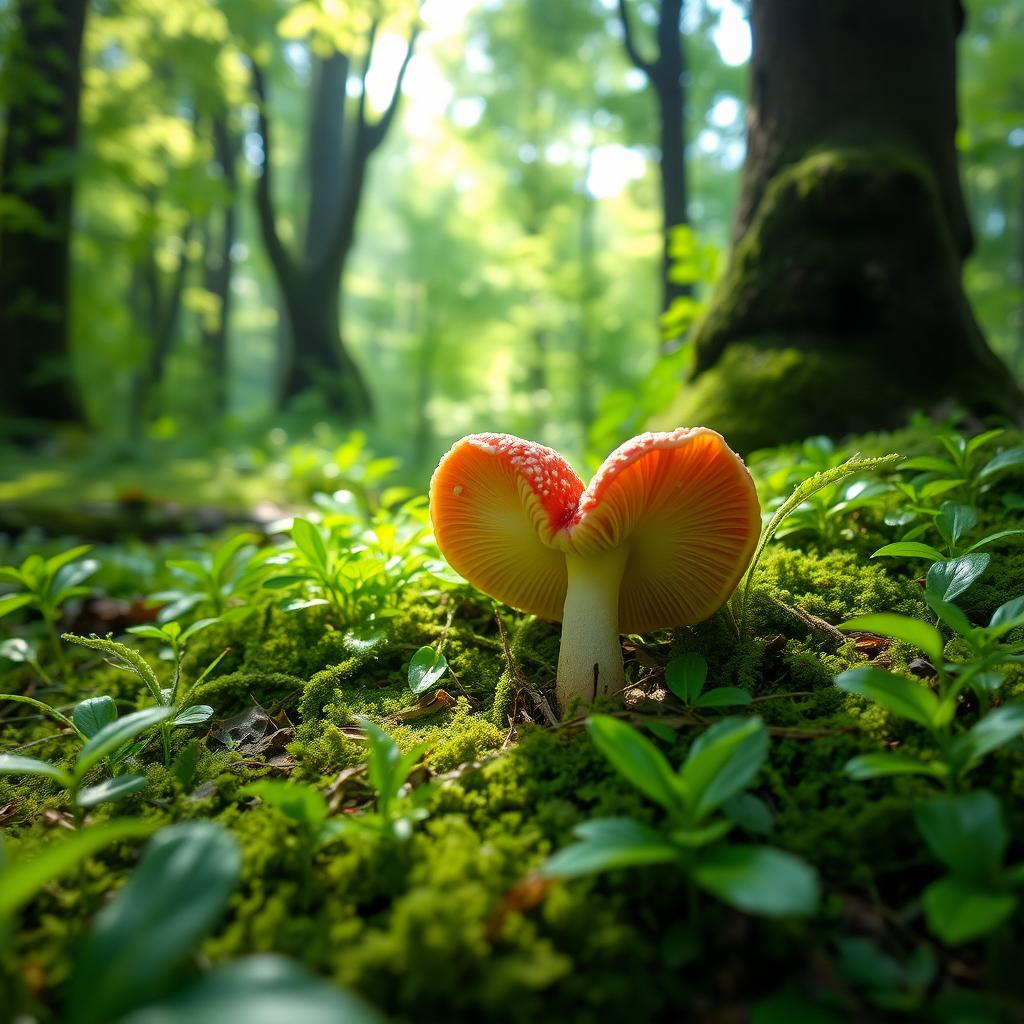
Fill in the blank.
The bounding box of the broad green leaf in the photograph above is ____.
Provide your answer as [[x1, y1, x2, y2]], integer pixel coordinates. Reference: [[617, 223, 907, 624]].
[[291, 518, 329, 570], [69, 823, 242, 1024], [722, 792, 774, 834], [357, 717, 403, 810], [76, 774, 148, 808], [924, 593, 974, 638], [43, 545, 93, 577], [871, 541, 945, 562], [934, 503, 977, 547], [172, 705, 214, 728], [922, 876, 1016, 945], [211, 533, 258, 582], [694, 687, 752, 708], [665, 653, 707, 704], [949, 706, 1024, 776], [118, 954, 386, 1024], [0, 754, 71, 786], [900, 456, 959, 475], [843, 752, 946, 781], [0, 819, 155, 918], [915, 791, 1006, 880], [989, 596, 1024, 633], [835, 667, 939, 729], [243, 780, 327, 830], [540, 817, 679, 878], [407, 646, 448, 695], [76, 706, 174, 778], [74, 696, 117, 739], [680, 716, 768, 820], [978, 445, 1024, 480], [692, 845, 819, 917], [965, 428, 1005, 458], [926, 555, 989, 603], [587, 715, 682, 814], [838, 614, 944, 667], [0, 593, 34, 620], [126, 625, 171, 642]]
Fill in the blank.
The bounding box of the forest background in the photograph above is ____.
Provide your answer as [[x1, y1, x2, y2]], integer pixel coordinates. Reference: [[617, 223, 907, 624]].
[[1, 0, 1022, 484]]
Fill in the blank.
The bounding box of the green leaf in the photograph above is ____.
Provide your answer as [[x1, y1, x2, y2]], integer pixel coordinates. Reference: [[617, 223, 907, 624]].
[[74, 696, 117, 739], [949, 706, 1024, 776], [843, 752, 946, 781], [965, 428, 1005, 458], [357, 718, 403, 810], [838, 614, 945, 667], [900, 456, 959, 475], [722, 792, 774, 835], [126, 625, 171, 642], [665, 653, 708, 704], [211, 533, 258, 582], [76, 706, 174, 778], [407, 646, 448, 695], [76, 774, 148, 809], [989, 596, 1024, 633], [967, 529, 1024, 553], [0, 754, 72, 787], [44, 545, 93, 577], [0, 819, 156, 919], [0, 593, 35, 620], [924, 593, 974, 638], [118, 954, 386, 1024], [291, 518, 329, 570], [934, 503, 977, 547], [694, 687, 753, 708], [680, 716, 768, 820], [871, 541, 945, 562], [922, 876, 1016, 945], [645, 721, 676, 742], [693, 845, 819, 917], [540, 818, 680, 878], [172, 705, 214, 728], [242, 780, 328, 831], [915, 791, 1006, 880], [587, 715, 682, 814], [835, 667, 940, 729], [978, 445, 1024, 480], [69, 823, 242, 1024], [926, 555, 989, 603]]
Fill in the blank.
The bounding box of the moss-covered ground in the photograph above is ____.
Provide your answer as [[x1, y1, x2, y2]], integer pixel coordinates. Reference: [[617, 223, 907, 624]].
[[1, 424, 1023, 1022]]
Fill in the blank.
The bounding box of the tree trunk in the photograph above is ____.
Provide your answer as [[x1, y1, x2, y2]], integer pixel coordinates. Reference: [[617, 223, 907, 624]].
[[200, 118, 239, 415], [0, 0, 88, 428], [279, 265, 373, 419], [665, 0, 1022, 452]]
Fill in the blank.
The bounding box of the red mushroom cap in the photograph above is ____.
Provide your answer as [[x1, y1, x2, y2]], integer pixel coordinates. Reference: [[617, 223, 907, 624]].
[[429, 428, 760, 632]]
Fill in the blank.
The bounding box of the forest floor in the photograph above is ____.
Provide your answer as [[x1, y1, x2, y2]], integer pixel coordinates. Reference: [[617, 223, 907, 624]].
[[2, 421, 1023, 1023]]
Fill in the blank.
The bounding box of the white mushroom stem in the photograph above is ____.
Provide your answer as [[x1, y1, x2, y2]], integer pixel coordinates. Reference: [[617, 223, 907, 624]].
[[556, 547, 630, 711]]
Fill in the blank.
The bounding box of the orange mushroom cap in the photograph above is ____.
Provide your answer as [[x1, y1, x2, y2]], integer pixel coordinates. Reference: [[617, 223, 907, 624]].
[[429, 428, 760, 633]]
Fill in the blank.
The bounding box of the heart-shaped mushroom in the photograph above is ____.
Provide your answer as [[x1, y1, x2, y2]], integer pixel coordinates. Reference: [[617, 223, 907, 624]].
[[429, 428, 760, 712]]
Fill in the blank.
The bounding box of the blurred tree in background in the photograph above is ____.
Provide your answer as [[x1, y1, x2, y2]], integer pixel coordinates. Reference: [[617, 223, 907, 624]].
[[0, 0, 1021, 473]]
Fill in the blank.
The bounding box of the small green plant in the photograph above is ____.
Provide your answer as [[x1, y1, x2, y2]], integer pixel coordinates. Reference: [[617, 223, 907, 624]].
[[0, 546, 98, 675], [0, 704, 173, 816], [148, 531, 265, 622], [62, 633, 219, 765], [664, 653, 751, 709], [733, 453, 900, 635], [900, 429, 1024, 501], [835, 596, 1024, 785], [541, 715, 819, 919], [914, 790, 1024, 945]]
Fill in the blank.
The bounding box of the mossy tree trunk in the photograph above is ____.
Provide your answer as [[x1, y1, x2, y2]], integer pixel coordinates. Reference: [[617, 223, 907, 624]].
[[669, 0, 1022, 452]]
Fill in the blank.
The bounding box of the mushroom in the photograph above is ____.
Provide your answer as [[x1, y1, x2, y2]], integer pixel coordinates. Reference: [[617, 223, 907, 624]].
[[429, 428, 761, 712]]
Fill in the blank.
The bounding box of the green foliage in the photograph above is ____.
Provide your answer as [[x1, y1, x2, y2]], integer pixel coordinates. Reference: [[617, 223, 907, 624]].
[[664, 652, 751, 709], [543, 715, 819, 919]]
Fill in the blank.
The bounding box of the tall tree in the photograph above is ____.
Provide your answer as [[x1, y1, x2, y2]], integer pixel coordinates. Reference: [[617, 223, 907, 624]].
[[0, 0, 89, 427], [616, 0, 688, 335], [665, 0, 1023, 451], [249, 12, 418, 419]]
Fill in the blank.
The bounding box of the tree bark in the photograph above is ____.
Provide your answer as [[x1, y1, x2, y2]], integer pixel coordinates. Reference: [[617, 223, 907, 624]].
[[0, 0, 88, 427], [667, 0, 1023, 451], [249, 26, 418, 420], [617, 0, 689, 341]]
